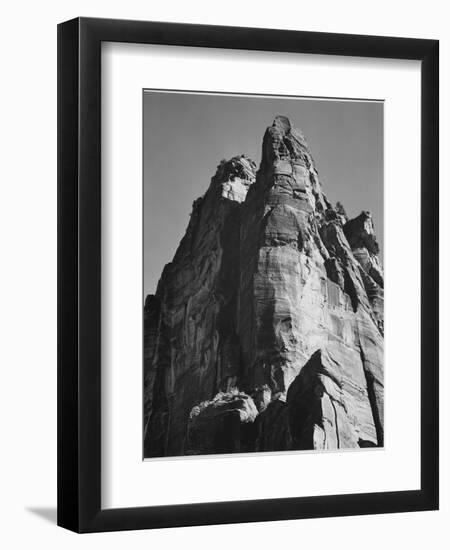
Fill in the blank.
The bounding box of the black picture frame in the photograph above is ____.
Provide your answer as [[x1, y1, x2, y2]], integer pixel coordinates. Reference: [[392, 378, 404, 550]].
[[57, 17, 439, 533]]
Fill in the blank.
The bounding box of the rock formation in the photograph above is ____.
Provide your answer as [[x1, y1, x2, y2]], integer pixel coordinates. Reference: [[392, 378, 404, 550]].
[[144, 116, 384, 457]]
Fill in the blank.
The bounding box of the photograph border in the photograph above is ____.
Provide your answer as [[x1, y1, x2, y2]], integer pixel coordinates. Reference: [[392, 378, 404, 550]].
[[57, 17, 439, 533]]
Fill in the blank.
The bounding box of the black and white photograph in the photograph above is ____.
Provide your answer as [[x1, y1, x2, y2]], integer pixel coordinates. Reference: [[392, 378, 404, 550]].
[[143, 91, 384, 458]]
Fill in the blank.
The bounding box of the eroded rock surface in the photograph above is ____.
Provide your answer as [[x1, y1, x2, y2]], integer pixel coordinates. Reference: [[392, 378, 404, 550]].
[[186, 391, 258, 455], [144, 117, 384, 457]]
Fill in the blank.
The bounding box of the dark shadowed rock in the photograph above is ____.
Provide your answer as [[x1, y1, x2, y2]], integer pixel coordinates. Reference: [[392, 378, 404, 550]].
[[344, 211, 384, 335], [287, 347, 377, 449], [143, 117, 384, 456], [186, 391, 258, 455], [344, 211, 379, 255]]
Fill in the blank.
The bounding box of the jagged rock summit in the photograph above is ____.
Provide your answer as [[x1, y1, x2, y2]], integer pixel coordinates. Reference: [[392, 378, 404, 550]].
[[144, 116, 384, 457]]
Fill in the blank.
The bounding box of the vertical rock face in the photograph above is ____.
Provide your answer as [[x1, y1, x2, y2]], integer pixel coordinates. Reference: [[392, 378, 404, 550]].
[[144, 117, 384, 457]]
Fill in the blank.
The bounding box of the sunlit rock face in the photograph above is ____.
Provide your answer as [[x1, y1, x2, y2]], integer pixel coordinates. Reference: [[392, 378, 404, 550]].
[[144, 117, 384, 457]]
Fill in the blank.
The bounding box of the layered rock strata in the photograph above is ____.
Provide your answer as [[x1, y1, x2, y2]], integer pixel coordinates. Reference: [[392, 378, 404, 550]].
[[144, 116, 383, 457]]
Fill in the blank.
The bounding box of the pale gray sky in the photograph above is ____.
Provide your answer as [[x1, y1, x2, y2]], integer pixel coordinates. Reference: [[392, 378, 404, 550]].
[[143, 91, 383, 297]]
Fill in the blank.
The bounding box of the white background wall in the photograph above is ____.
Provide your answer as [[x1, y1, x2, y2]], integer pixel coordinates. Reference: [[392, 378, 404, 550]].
[[0, 0, 448, 547]]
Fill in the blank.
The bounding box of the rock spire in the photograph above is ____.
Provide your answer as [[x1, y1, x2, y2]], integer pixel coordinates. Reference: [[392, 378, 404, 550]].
[[144, 116, 383, 457]]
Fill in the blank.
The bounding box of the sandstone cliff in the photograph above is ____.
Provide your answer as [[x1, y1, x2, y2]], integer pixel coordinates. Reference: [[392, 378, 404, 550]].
[[144, 116, 383, 457]]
